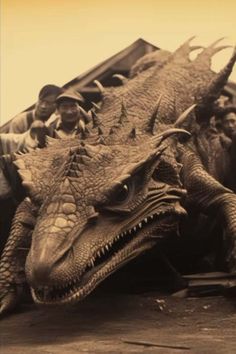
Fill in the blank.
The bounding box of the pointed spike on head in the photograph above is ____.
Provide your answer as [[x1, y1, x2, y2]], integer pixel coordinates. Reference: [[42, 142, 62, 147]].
[[83, 143, 99, 157], [98, 127, 104, 135], [208, 37, 226, 48], [206, 46, 236, 100], [175, 36, 196, 52], [91, 101, 100, 111], [172, 37, 200, 61], [92, 110, 101, 128], [211, 45, 232, 56], [98, 136, 107, 145], [128, 127, 136, 139], [79, 106, 91, 124], [118, 100, 128, 124], [174, 104, 197, 128], [146, 94, 162, 134], [109, 127, 115, 135], [195, 38, 228, 63], [93, 80, 105, 93], [190, 45, 203, 52], [14, 159, 25, 170], [121, 99, 127, 115], [80, 127, 90, 140], [78, 119, 86, 132]]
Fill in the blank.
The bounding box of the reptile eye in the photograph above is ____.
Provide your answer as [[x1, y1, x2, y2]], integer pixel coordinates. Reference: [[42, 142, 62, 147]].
[[115, 183, 130, 203]]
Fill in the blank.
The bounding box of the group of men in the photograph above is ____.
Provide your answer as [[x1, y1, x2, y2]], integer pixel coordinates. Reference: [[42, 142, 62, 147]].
[[0, 84, 90, 251], [1, 84, 88, 156]]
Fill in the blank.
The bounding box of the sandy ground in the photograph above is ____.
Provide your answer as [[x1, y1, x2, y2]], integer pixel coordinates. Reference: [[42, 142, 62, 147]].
[[1, 291, 236, 354]]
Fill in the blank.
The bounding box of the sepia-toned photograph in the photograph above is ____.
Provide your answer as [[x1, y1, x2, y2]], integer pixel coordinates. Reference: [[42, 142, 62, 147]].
[[0, 1, 236, 353]]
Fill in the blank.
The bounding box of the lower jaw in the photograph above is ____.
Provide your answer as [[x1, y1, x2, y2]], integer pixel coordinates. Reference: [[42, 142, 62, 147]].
[[31, 238, 158, 305], [31, 214, 181, 305]]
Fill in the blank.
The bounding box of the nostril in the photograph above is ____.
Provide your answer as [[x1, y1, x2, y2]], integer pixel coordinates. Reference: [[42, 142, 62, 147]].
[[30, 261, 52, 285]]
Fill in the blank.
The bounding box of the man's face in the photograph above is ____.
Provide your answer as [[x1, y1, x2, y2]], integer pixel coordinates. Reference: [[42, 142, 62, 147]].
[[222, 113, 236, 138], [57, 99, 80, 124], [35, 94, 57, 120]]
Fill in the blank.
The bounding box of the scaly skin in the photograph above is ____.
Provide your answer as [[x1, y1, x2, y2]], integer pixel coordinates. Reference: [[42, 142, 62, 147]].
[[0, 38, 236, 314], [0, 198, 37, 315], [179, 145, 236, 270]]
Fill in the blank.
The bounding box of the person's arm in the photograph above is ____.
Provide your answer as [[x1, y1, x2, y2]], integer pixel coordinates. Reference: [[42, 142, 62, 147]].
[[8, 113, 27, 134], [0, 131, 38, 155]]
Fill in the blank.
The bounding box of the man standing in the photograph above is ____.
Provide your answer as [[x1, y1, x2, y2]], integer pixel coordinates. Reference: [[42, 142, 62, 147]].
[[221, 112, 236, 140], [220, 112, 236, 192], [9, 84, 63, 133], [48, 90, 90, 138]]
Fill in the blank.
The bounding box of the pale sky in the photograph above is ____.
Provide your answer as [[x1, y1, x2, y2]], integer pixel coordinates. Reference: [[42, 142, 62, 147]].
[[1, 0, 236, 126]]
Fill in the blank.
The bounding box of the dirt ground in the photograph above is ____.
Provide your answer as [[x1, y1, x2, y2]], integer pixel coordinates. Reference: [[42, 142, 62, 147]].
[[1, 290, 236, 354]]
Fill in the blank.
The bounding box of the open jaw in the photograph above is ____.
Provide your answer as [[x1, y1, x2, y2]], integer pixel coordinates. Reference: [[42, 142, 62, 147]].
[[31, 204, 186, 305]]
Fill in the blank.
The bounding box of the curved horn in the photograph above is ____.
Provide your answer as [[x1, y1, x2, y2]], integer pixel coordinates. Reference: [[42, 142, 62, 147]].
[[152, 128, 191, 147], [206, 47, 236, 99], [174, 104, 197, 127], [195, 38, 230, 64], [172, 37, 204, 62], [112, 74, 127, 84], [94, 80, 105, 93]]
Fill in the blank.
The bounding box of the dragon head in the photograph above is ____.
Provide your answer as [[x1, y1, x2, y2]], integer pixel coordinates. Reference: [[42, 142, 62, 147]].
[[18, 129, 187, 305]]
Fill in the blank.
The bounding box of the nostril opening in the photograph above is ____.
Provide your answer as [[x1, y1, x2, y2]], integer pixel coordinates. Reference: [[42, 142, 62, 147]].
[[30, 262, 52, 285]]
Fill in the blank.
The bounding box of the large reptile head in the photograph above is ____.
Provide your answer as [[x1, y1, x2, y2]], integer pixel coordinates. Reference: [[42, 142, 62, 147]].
[[14, 38, 236, 305], [18, 129, 187, 304]]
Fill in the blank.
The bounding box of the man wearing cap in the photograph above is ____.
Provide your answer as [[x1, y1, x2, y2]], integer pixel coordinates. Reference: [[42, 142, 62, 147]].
[[48, 90, 90, 139], [9, 84, 63, 134]]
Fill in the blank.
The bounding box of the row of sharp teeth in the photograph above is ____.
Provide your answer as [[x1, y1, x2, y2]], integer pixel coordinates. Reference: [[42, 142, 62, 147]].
[[36, 214, 153, 296], [87, 214, 157, 268], [34, 212, 164, 301]]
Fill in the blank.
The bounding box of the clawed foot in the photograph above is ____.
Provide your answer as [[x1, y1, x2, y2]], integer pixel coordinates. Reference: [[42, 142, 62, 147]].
[[0, 280, 22, 317]]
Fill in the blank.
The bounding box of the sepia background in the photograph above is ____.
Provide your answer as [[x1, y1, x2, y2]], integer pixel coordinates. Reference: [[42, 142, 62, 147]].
[[1, 0, 236, 125]]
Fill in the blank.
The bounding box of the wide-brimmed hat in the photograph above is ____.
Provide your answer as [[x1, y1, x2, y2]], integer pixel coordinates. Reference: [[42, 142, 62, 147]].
[[56, 90, 84, 105]]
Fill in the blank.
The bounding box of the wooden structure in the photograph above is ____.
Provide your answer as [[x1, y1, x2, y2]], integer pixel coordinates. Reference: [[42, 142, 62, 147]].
[[0, 39, 158, 132], [1, 38, 235, 132]]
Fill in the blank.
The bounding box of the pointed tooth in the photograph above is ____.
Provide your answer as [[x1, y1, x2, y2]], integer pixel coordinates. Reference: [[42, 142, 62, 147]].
[[151, 215, 154, 219], [105, 245, 109, 251], [144, 218, 148, 223], [129, 229, 132, 234], [139, 222, 142, 229], [133, 226, 137, 232]]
